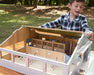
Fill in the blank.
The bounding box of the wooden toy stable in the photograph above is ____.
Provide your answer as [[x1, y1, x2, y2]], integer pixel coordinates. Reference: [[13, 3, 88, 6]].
[[0, 26, 92, 75]]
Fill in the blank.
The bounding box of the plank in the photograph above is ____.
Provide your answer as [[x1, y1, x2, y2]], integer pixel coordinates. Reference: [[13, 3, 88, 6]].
[[23, 26, 83, 38], [26, 46, 65, 62]]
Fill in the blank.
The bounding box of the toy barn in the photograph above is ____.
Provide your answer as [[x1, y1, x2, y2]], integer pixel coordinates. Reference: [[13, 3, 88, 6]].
[[0, 26, 93, 75]]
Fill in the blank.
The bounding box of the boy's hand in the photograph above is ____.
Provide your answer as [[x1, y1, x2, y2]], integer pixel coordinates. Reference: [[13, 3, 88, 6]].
[[85, 31, 93, 41]]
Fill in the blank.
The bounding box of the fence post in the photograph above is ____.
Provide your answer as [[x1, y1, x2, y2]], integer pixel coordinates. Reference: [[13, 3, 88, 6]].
[[0, 50, 1, 59], [26, 57, 29, 67], [63, 65, 69, 75], [11, 53, 14, 62], [43, 62, 47, 72]]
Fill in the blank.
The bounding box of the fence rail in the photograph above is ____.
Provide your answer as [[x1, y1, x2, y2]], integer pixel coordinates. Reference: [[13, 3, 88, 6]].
[[0, 47, 69, 75]]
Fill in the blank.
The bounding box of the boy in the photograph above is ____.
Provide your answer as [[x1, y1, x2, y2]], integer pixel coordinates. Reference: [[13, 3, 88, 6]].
[[39, 0, 93, 41], [39, 0, 93, 73]]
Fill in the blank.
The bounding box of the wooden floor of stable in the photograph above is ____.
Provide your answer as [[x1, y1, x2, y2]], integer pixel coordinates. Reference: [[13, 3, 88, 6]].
[[0, 66, 23, 75]]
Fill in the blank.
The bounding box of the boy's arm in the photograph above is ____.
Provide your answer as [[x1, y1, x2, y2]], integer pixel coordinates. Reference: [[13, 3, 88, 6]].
[[81, 17, 93, 41], [39, 16, 63, 28]]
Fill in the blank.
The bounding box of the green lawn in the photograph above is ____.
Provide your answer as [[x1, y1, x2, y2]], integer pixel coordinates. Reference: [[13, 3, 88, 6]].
[[0, 4, 55, 43], [0, 4, 94, 50]]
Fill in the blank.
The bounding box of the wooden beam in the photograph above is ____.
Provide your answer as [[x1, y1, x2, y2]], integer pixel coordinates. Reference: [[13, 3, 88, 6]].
[[23, 26, 83, 38]]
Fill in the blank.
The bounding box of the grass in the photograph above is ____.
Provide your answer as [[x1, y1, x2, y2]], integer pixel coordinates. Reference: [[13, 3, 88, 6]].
[[0, 4, 94, 50], [0, 4, 55, 43]]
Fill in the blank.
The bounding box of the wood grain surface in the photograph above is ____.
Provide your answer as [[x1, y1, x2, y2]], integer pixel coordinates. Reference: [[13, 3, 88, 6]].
[[0, 66, 23, 75]]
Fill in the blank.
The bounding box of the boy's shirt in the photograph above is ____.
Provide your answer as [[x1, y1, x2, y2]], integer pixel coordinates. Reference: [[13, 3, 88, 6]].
[[40, 12, 92, 32]]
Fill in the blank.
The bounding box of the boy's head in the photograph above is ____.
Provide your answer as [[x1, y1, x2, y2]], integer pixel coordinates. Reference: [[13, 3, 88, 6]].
[[68, 0, 85, 16]]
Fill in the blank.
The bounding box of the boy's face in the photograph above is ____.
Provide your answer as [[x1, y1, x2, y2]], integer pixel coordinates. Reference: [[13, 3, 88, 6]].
[[69, 1, 84, 16]]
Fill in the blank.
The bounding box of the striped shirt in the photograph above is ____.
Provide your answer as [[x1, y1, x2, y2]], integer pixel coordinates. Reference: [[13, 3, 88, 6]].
[[40, 12, 92, 32]]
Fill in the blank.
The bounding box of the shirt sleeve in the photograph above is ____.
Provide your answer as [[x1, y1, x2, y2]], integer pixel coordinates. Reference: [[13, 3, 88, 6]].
[[40, 16, 63, 28], [81, 16, 92, 32]]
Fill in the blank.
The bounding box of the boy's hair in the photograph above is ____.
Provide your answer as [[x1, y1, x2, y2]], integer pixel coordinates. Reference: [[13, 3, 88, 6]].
[[69, 0, 85, 4]]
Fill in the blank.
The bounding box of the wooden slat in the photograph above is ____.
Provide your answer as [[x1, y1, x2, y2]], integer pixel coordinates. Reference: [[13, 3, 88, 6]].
[[16, 47, 26, 53], [2, 54, 11, 60], [26, 46, 65, 62], [32, 38, 43, 48], [2, 45, 13, 50], [15, 41, 24, 50], [53, 42, 65, 53], [46, 50, 65, 62], [35, 29, 61, 37], [23, 26, 83, 38], [32, 38, 65, 52], [71, 39, 78, 54], [26, 46, 46, 57]]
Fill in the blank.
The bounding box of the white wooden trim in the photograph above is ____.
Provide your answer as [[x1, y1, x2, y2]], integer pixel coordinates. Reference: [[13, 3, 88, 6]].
[[26, 58, 29, 67], [43, 62, 47, 72], [68, 33, 90, 65], [63, 65, 69, 75], [11, 53, 14, 62], [71, 61, 83, 75], [0, 47, 69, 75], [77, 34, 89, 49], [0, 47, 67, 66], [67, 34, 92, 75], [77, 41, 92, 54], [0, 51, 1, 59]]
